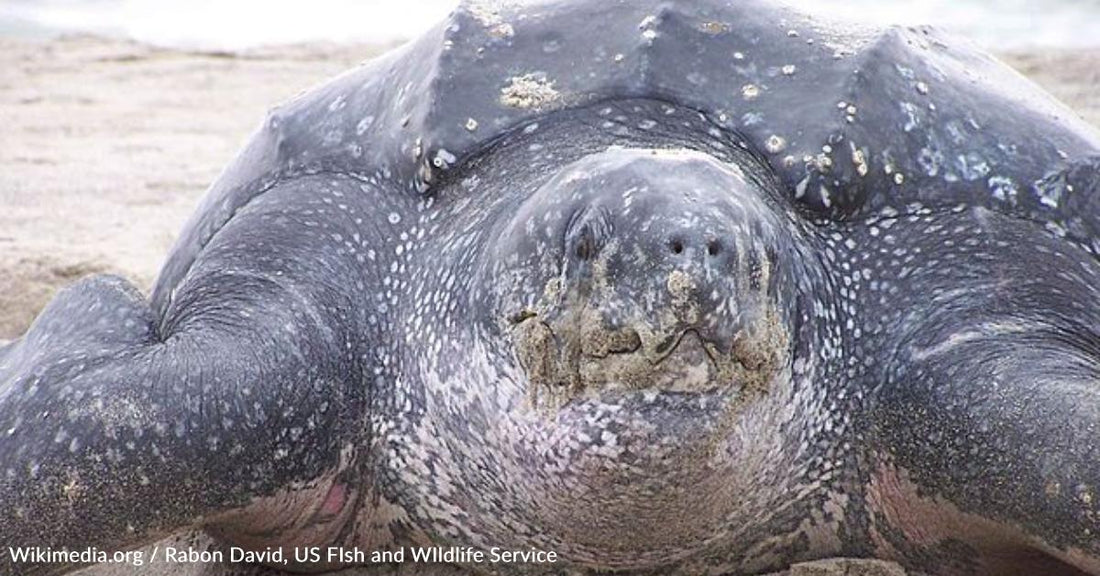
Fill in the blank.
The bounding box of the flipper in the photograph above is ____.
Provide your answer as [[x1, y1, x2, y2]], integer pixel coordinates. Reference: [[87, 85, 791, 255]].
[[0, 175, 388, 575]]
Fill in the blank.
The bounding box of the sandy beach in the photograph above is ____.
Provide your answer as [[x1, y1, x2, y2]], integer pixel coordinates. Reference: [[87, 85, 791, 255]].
[[1, 36, 1099, 339], [0, 36, 386, 339]]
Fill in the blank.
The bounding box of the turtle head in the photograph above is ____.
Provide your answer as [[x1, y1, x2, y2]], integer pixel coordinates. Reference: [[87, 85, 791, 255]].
[[463, 144, 811, 564], [491, 147, 794, 409], [401, 102, 828, 567]]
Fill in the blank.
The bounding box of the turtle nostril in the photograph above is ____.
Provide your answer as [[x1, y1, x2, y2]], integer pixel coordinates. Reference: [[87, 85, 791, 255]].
[[707, 240, 722, 256], [669, 239, 685, 255]]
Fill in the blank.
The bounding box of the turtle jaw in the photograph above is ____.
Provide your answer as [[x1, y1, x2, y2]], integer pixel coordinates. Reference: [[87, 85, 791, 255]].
[[485, 347, 787, 570], [493, 260, 793, 566]]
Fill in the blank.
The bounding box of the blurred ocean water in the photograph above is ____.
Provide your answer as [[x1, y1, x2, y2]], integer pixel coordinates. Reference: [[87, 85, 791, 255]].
[[1, 0, 1099, 51]]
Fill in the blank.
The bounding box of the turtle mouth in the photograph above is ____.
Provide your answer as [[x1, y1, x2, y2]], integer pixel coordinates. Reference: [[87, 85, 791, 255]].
[[578, 328, 730, 393], [510, 314, 781, 410]]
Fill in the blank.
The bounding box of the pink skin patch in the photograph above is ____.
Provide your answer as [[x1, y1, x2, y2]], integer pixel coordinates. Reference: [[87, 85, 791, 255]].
[[320, 482, 347, 517]]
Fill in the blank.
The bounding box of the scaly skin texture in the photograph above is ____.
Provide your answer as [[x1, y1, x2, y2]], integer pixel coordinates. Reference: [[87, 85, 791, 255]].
[[4, 0, 1100, 575]]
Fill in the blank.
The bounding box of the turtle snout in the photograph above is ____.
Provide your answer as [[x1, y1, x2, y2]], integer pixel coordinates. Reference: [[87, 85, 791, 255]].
[[554, 153, 775, 347], [562, 199, 740, 296]]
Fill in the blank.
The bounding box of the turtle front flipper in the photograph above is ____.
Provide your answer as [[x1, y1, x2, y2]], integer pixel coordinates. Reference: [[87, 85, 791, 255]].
[[0, 174, 391, 576], [860, 202, 1100, 575]]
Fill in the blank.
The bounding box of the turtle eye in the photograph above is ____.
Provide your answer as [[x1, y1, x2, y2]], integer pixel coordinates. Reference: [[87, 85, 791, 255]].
[[574, 225, 598, 261], [564, 206, 613, 264]]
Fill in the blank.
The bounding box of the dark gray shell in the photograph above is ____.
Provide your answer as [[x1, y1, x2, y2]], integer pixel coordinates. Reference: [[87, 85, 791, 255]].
[[151, 0, 1100, 317]]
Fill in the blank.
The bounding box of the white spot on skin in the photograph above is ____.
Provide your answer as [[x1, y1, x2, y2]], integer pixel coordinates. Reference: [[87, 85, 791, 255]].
[[433, 149, 457, 169], [988, 175, 1018, 203], [355, 116, 375, 136], [741, 84, 760, 100], [795, 176, 809, 199], [781, 64, 796, 76], [850, 144, 868, 177], [465, 118, 479, 132], [900, 102, 920, 132], [918, 147, 943, 176], [765, 135, 787, 154]]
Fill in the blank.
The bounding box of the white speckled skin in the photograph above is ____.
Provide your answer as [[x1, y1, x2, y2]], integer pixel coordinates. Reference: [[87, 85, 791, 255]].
[[3, 0, 1100, 575]]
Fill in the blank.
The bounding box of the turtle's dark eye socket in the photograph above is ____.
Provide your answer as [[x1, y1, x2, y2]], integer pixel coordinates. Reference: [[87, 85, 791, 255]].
[[565, 206, 613, 264], [670, 239, 685, 254], [574, 228, 597, 261], [707, 240, 722, 256]]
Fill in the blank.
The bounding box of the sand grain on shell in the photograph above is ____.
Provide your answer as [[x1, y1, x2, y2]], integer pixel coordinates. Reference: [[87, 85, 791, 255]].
[[500, 73, 561, 110]]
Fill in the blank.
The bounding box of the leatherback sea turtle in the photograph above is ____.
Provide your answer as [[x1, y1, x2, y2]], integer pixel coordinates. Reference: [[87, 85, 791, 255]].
[[3, 0, 1100, 575]]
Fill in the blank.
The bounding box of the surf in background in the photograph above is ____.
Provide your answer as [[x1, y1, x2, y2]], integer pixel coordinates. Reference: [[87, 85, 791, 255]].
[[1, 0, 1099, 51]]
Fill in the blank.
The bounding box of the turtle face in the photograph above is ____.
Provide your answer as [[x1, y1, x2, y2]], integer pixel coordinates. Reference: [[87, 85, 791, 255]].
[[455, 146, 805, 563], [490, 147, 791, 410]]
